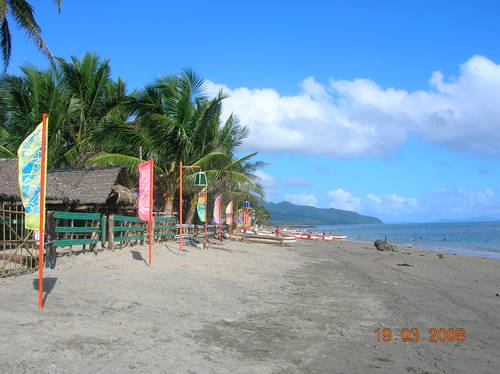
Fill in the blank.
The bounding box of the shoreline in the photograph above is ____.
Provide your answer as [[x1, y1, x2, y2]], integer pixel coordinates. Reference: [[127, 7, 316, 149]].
[[342, 238, 500, 261], [1, 238, 499, 373], [307, 221, 500, 260]]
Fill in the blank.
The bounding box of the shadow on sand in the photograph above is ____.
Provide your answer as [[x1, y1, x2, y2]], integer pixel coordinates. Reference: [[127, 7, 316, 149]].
[[32, 277, 57, 306], [130, 250, 147, 264]]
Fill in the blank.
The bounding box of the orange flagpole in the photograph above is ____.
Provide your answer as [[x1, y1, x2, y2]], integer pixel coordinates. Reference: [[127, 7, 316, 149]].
[[179, 161, 183, 252], [218, 206, 222, 242], [38, 113, 48, 309], [228, 201, 233, 240], [148, 158, 153, 265], [235, 203, 239, 239], [203, 188, 208, 249]]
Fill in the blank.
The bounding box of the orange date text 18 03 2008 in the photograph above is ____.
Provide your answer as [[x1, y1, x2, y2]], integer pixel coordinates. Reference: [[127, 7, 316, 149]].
[[374, 328, 465, 343]]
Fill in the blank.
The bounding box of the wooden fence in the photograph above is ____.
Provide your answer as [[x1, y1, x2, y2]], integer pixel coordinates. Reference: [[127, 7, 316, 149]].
[[48, 211, 106, 256], [0, 202, 36, 277], [1, 208, 220, 278], [154, 216, 177, 241], [108, 215, 146, 249]]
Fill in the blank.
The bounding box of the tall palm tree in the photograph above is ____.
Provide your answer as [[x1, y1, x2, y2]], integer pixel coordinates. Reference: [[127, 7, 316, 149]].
[[88, 69, 264, 215], [0, 0, 61, 69], [56, 53, 130, 167]]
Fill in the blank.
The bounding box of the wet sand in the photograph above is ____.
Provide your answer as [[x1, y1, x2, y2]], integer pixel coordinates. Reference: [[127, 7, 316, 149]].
[[0, 239, 499, 373]]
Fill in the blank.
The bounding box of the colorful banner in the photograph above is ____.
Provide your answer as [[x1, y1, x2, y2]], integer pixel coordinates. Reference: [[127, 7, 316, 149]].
[[246, 210, 252, 227], [138, 159, 153, 221], [18, 121, 47, 230], [225, 200, 233, 225], [213, 195, 222, 224], [197, 189, 207, 223], [237, 209, 243, 225]]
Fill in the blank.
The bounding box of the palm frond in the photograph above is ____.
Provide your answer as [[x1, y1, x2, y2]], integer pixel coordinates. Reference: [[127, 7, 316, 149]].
[[0, 144, 16, 157], [0, 18, 11, 70], [8, 0, 54, 62], [86, 152, 142, 174]]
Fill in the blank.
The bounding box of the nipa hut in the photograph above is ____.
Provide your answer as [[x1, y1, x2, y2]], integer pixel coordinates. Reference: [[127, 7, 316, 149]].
[[0, 158, 137, 213], [1, 159, 139, 276]]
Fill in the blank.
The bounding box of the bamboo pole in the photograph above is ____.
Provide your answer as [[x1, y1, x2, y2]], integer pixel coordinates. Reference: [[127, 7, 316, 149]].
[[148, 158, 153, 265], [179, 161, 183, 252], [204, 188, 208, 249], [38, 113, 48, 309]]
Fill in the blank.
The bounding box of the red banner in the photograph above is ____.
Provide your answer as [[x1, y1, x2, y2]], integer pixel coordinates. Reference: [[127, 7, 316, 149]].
[[138, 159, 153, 221]]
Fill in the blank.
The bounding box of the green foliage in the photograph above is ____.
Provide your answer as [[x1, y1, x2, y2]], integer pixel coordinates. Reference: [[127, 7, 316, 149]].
[[264, 201, 383, 225], [0, 53, 130, 168], [89, 68, 263, 210], [0, 53, 265, 213], [0, 0, 61, 69], [253, 204, 271, 226]]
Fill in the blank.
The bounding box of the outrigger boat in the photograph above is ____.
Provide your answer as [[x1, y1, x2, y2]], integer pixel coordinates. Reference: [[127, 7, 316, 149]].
[[224, 232, 297, 245], [283, 230, 347, 241]]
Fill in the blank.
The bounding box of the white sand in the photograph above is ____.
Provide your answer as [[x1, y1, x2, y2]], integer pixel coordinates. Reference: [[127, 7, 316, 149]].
[[0, 239, 499, 373]]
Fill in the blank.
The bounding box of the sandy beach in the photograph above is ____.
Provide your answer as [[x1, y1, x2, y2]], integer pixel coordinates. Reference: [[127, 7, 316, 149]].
[[1, 239, 499, 374]]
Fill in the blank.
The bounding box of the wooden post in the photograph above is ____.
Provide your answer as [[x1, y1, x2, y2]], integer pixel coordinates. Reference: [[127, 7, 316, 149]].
[[108, 215, 114, 251], [100, 214, 106, 248], [45, 211, 56, 269]]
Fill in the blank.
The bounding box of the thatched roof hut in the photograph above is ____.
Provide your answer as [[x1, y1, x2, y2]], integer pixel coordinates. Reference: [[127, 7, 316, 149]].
[[0, 159, 137, 210]]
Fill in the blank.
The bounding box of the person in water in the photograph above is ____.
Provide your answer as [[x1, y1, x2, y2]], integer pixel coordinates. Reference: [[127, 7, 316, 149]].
[[275, 226, 280, 235]]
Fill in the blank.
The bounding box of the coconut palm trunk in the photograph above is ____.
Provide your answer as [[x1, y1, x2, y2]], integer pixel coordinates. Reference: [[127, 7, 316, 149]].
[[185, 192, 200, 224]]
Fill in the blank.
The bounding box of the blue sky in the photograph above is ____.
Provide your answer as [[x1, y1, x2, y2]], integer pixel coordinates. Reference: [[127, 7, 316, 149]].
[[6, 0, 500, 222]]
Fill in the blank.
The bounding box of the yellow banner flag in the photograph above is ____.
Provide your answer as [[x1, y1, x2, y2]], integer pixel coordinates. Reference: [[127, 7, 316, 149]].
[[197, 188, 207, 223], [18, 120, 48, 230]]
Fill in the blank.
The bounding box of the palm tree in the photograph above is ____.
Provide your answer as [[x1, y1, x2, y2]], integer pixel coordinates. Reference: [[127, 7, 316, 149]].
[[0, 52, 130, 168], [88, 69, 264, 215], [0, 0, 61, 69], [56, 53, 131, 167]]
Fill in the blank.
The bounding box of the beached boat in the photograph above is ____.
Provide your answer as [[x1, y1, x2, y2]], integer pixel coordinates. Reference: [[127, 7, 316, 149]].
[[331, 235, 347, 240], [224, 233, 296, 245], [289, 231, 347, 241]]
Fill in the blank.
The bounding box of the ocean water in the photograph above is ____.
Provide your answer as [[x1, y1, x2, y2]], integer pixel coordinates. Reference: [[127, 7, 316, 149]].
[[311, 221, 500, 259]]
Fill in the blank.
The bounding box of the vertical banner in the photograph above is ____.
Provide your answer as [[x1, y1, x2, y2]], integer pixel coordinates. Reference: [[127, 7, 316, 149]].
[[225, 200, 233, 240], [213, 195, 222, 224], [138, 159, 154, 264], [18, 120, 48, 230], [214, 195, 222, 241], [18, 114, 48, 309], [225, 201, 233, 225], [138, 160, 153, 222], [197, 188, 207, 223]]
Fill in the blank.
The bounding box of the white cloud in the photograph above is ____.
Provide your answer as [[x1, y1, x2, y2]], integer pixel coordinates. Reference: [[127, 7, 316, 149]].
[[366, 193, 383, 204], [327, 188, 361, 211], [284, 193, 318, 207], [285, 177, 310, 186], [326, 189, 418, 220], [433, 188, 500, 216], [206, 55, 500, 157], [365, 193, 419, 214], [254, 170, 277, 196]]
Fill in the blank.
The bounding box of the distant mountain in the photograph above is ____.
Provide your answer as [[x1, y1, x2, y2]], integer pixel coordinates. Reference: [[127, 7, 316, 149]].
[[264, 201, 383, 225]]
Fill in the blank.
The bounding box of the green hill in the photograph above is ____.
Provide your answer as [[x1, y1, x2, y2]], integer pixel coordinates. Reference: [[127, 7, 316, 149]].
[[264, 201, 382, 225]]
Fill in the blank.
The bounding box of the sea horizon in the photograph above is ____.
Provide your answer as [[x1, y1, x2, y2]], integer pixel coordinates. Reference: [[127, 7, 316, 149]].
[[310, 221, 500, 260]]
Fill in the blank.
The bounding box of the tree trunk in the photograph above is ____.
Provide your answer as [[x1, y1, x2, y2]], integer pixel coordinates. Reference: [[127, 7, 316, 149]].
[[163, 193, 174, 213], [185, 193, 199, 224]]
